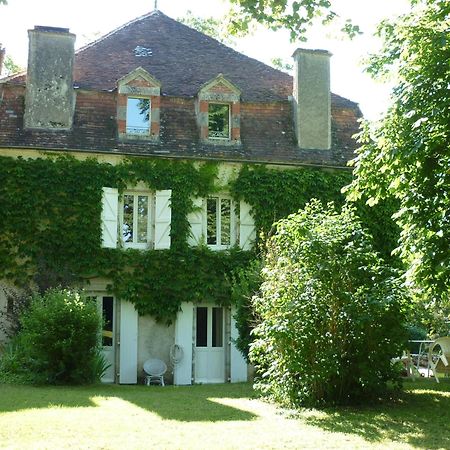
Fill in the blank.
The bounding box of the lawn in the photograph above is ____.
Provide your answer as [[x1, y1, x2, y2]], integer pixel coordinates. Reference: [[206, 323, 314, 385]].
[[0, 379, 449, 449]]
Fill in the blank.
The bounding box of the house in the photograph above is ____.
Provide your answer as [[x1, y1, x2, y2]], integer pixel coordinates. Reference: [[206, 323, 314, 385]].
[[0, 10, 361, 384]]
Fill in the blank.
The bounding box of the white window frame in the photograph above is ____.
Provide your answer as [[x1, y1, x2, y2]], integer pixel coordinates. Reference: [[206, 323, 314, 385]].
[[208, 102, 231, 141], [204, 195, 237, 250], [119, 190, 153, 249], [126, 96, 151, 136]]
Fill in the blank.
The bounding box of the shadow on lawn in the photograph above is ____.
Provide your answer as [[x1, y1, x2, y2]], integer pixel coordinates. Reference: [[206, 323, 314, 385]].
[[111, 382, 258, 422], [302, 379, 450, 450], [0, 382, 257, 423]]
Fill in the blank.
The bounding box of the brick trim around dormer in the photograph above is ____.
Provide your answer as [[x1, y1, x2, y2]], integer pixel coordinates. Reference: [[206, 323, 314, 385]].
[[197, 74, 241, 146], [116, 67, 161, 142]]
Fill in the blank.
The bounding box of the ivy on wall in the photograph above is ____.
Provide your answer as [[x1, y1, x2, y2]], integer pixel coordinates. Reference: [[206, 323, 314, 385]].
[[230, 165, 401, 262], [0, 155, 400, 324]]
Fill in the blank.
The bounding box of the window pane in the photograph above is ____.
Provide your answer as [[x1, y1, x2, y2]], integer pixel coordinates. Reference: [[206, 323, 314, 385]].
[[196, 307, 208, 347], [212, 307, 223, 347], [208, 104, 229, 139], [126, 97, 150, 135], [137, 195, 148, 243], [207, 198, 218, 245], [102, 296, 114, 347], [123, 194, 134, 243], [220, 199, 231, 246]]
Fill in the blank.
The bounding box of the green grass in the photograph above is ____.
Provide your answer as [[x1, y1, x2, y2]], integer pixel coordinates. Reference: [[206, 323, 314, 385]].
[[0, 379, 449, 449]]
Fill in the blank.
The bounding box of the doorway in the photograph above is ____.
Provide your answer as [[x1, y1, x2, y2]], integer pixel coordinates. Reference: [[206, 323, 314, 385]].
[[194, 306, 225, 383], [98, 295, 115, 383]]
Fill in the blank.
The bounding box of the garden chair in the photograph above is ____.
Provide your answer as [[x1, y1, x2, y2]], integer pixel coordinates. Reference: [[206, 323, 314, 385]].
[[143, 358, 167, 386], [392, 351, 416, 380], [428, 337, 450, 383]]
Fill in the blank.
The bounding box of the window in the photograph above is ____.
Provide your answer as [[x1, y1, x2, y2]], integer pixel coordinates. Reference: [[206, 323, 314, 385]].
[[120, 191, 151, 248], [126, 97, 150, 135], [206, 196, 236, 249], [208, 103, 230, 140], [102, 187, 171, 250]]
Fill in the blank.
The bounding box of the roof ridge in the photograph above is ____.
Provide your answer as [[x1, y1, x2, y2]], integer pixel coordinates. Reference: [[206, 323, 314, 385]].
[[76, 9, 163, 56]]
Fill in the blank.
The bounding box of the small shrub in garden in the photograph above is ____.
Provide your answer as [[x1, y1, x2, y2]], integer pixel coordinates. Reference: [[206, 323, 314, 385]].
[[250, 200, 410, 407], [2, 289, 105, 384]]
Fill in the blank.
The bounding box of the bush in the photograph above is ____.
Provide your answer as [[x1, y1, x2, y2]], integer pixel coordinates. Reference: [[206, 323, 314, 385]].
[[250, 201, 410, 407], [1, 289, 105, 384]]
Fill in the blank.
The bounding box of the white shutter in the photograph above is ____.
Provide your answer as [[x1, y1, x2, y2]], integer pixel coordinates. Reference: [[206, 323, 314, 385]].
[[187, 197, 204, 246], [119, 301, 138, 384], [239, 201, 256, 250], [101, 187, 118, 248], [230, 306, 248, 382], [154, 189, 172, 250], [173, 302, 194, 385]]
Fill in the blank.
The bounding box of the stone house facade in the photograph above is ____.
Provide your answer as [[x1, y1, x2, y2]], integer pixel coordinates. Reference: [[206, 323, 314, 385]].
[[0, 10, 361, 384]]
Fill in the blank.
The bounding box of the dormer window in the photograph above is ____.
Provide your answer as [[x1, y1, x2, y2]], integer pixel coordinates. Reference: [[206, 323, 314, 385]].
[[116, 67, 161, 142], [126, 97, 150, 135], [208, 103, 230, 140], [197, 74, 241, 145]]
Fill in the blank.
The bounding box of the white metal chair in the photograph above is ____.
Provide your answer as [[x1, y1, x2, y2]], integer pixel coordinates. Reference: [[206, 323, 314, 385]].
[[428, 337, 450, 383], [143, 358, 167, 386], [392, 351, 416, 380]]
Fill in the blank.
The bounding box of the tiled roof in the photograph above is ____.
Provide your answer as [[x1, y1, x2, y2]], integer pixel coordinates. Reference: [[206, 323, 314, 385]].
[[73, 10, 293, 102], [0, 10, 362, 167]]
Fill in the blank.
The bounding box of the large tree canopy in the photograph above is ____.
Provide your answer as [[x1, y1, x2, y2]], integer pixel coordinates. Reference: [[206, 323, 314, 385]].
[[227, 0, 359, 40], [347, 0, 450, 305]]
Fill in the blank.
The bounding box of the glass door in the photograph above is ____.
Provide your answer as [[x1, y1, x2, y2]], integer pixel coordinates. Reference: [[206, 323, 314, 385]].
[[194, 306, 225, 383]]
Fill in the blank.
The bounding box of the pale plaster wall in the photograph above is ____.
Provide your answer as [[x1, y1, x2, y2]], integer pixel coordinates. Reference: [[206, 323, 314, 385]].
[[0, 283, 25, 352], [138, 315, 175, 384]]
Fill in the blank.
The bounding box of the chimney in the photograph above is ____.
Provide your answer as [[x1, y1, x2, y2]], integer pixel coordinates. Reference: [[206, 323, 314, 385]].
[[24, 26, 76, 130], [292, 48, 331, 150], [0, 44, 5, 77]]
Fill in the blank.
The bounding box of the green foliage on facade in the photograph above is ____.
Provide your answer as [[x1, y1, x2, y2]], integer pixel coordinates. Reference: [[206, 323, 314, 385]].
[[0, 155, 399, 324], [230, 164, 400, 261], [250, 201, 410, 407]]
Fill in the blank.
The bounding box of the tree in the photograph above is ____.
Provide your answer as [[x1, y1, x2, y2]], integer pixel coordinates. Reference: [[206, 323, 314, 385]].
[[3, 56, 22, 76], [178, 10, 237, 46], [347, 0, 450, 307], [250, 201, 409, 407], [226, 0, 360, 41]]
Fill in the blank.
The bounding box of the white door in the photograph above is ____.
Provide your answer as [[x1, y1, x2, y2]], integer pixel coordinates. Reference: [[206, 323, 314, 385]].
[[194, 306, 225, 383], [98, 295, 115, 383]]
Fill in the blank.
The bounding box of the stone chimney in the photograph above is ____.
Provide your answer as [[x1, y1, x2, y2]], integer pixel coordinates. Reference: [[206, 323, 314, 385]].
[[24, 26, 76, 130], [292, 48, 331, 150], [0, 45, 5, 77]]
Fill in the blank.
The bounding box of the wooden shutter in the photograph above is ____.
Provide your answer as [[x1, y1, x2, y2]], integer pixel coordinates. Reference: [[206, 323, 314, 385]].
[[119, 300, 138, 384], [230, 305, 248, 382], [154, 190, 172, 250], [101, 187, 118, 248], [239, 201, 255, 250], [173, 302, 194, 385], [187, 197, 204, 246]]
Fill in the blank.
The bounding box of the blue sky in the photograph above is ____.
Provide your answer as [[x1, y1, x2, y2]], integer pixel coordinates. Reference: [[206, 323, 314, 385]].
[[0, 0, 411, 120]]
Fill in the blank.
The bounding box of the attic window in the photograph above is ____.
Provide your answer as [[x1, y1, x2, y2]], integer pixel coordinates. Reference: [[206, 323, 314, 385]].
[[134, 46, 152, 57], [126, 97, 150, 135], [208, 103, 230, 140]]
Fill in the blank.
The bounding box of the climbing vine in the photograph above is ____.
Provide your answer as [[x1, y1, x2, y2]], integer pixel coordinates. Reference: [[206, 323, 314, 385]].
[[0, 155, 400, 324], [230, 164, 400, 261]]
